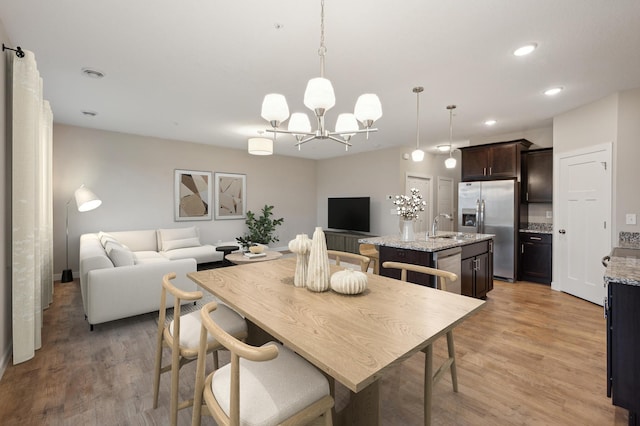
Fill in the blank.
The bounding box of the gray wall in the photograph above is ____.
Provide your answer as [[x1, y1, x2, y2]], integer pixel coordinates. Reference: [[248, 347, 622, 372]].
[[52, 124, 318, 275]]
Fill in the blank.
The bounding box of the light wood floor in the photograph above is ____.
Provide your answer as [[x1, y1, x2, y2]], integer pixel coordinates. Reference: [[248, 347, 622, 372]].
[[0, 279, 630, 425]]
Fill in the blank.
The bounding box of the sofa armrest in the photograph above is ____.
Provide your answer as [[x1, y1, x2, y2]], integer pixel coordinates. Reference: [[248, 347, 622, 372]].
[[86, 258, 197, 326]]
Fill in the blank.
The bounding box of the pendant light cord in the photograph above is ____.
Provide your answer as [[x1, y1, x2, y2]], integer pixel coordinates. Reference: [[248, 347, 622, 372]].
[[318, 0, 326, 78], [447, 104, 456, 157], [413, 87, 424, 150]]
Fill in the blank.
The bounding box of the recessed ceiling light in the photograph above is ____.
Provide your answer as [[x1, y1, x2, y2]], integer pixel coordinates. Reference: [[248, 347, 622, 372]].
[[437, 145, 451, 152], [544, 87, 564, 96], [513, 43, 537, 56], [484, 119, 497, 126], [81, 110, 98, 117], [81, 68, 105, 79]]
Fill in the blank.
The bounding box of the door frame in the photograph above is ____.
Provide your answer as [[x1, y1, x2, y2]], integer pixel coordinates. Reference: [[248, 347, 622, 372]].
[[552, 142, 612, 298], [405, 172, 434, 236]]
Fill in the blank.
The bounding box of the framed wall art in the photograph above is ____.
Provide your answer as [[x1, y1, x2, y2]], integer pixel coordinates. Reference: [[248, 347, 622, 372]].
[[214, 172, 246, 220], [174, 169, 212, 221]]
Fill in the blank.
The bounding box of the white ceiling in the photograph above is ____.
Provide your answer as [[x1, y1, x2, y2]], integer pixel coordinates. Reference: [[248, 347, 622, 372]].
[[2, 0, 639, 160]]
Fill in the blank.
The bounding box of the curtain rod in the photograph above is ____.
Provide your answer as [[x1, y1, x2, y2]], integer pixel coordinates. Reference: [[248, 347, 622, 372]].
[[2, 43, 25, 58]]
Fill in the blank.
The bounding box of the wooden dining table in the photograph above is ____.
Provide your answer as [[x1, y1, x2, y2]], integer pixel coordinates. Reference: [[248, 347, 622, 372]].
[[187, 256, 485, 425]]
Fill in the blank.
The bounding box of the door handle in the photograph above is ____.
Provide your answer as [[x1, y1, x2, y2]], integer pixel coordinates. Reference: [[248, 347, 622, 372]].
[[559, 229, 566, 234]]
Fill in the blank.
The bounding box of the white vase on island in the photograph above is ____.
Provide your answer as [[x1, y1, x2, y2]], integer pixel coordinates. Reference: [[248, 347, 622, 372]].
[[400, 218, 415, 242]]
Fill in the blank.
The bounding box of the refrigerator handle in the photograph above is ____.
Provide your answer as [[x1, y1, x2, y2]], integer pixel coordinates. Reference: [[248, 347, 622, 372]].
[[479, 199, 486, 233], [475, 199, 481, 233]]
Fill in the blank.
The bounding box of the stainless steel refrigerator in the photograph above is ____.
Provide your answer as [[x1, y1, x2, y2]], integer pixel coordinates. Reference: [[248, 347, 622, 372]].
[[458, 179, 517, 281]]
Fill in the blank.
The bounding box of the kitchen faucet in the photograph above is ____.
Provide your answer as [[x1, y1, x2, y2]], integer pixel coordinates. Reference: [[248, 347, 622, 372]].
[[431, 213, 453, 237]]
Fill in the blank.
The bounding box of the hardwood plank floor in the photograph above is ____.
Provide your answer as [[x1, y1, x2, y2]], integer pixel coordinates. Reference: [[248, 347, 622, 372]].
[[0, 279, 629, 425]]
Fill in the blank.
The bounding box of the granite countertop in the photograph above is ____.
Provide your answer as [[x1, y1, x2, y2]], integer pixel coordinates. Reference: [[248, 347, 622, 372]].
[[519, 222, 553, 235], [604, 245, 640, 287], [520, 229, 553, 235], [359, 232, 494, 253]]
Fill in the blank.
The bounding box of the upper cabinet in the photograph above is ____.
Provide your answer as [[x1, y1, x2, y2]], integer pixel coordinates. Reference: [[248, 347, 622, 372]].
[[460, 139, 532, 181], [522, 148, 553, 203]]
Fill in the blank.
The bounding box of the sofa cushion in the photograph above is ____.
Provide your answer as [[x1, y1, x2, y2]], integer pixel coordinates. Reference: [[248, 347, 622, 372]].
[[133, 251, 169, 265], [158, 226, 199, 251], [106, 243, 135, 267], [162, 237, 201, 251], [161, 245, 221, 264]]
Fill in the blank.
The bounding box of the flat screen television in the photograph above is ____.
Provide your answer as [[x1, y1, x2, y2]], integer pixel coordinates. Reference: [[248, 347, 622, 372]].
[[327, 197, 370, 233]]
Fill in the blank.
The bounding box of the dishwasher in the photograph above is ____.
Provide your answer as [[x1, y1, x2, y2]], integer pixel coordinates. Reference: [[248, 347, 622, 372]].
[[433, 247, 462, 294]]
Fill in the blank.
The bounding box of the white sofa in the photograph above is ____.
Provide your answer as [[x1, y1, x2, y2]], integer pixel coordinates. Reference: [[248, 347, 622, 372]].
[[79, 226, 231, 329]]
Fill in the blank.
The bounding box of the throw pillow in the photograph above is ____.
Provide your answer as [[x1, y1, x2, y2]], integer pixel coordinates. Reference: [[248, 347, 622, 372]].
[[106, 243, 134, 267], [162, 237, 201, 252]]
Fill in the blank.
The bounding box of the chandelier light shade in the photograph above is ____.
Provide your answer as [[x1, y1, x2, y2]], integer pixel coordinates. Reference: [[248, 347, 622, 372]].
[[248, 137, 273, 155], [261, 0, 381, 151], [411, 86, 425, 162], [62, 185, 102, 283], [445, 105, 457, 169]]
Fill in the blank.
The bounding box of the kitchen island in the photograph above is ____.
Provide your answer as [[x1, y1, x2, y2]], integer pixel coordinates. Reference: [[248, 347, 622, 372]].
[[360, 232, 494, 299]]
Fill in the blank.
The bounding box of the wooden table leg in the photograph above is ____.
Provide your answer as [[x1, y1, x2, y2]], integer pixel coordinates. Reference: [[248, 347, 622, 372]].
[[424, 344, 433, 426], [334, 380, 380, 426]]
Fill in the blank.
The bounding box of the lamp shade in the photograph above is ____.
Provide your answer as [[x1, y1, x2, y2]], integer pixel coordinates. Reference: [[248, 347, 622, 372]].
[[335, 113, 358, 137], [411, 149, 425, 162], [354, 94, 382, 123], [288, 113, 312, 135], [248, 137, 273, 156], [304, 77, 336, 111], [445, 156, 457, 169], [261, 94, 290, 123], [74, 185, 102, 212]]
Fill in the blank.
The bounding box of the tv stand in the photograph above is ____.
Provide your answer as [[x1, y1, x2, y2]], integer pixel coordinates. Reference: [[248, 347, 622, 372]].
[[325, 231, 375, 254]]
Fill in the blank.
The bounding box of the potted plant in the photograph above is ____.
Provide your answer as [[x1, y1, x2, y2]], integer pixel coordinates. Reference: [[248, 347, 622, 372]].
[[236, 205, 284, 251]]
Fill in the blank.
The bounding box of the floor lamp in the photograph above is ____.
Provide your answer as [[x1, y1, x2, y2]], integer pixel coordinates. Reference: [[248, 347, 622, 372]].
[[61, 185, 102, 283]]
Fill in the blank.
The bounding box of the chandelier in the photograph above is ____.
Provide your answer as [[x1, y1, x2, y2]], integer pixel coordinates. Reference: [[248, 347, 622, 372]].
[[445, 105, 457, 168], [260, 0, 382, 151]]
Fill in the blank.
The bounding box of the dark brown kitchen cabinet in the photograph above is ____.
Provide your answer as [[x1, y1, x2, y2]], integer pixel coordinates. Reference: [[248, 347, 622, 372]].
[[519, 232, 552, 284], [461, 139, 532, 181], [522, 149, 553, 203], [607, 282, 640, 423], [460, 240, 493, 298], [379, 246, 435, 287]]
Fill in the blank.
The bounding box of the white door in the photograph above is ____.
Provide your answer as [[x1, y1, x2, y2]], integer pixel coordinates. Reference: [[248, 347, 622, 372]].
[[555, 143, 611, 305], [436, 177, 455, 232], [406, 174, 433, 236]]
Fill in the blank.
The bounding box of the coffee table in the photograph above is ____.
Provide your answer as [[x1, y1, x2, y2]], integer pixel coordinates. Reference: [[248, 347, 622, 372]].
[[225, 250, 283, 265]]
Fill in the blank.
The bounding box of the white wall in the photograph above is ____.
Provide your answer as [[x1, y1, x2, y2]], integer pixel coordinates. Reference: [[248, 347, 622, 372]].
[[0, 19, 11, 377], [52, 124, 318, 275], [616, 88, 640, 234]]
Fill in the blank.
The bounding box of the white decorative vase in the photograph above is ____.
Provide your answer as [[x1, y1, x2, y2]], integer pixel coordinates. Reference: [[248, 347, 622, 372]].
[[400, 218, 415, 242], [306, 227, 331, 292], [330, 269, 368, 295], [288, 234, 312, 288]]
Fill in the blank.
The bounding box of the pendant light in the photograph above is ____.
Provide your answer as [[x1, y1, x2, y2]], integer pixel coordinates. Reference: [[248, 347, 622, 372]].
[[445, 105, 457, 169], [411, 87, 425, 162]]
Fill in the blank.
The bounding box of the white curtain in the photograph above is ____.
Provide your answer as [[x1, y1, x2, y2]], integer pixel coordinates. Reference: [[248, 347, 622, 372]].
[[10, 50, 54, 364]]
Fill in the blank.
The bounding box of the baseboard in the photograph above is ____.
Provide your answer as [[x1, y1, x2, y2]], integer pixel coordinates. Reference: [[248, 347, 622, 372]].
[[0, 342, 12, 382]]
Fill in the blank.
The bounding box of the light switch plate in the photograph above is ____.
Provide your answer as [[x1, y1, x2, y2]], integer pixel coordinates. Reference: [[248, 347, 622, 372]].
[[626, 213, 637, 225], [546, 211, 553, 219]]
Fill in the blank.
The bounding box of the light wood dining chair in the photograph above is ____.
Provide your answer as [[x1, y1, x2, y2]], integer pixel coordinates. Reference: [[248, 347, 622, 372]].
[[381, 261, 459, 426], [153, 272, 248, 426], [358, 243, 380, 274], [327, 249, 371, 273], [191, 301, 334, 426]]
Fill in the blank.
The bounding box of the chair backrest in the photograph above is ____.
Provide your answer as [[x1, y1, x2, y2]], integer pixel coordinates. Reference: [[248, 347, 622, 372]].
[[358, 243, 378, 257], [158, 272, 203, 353], [197, 301, 279, 424], [381, 261, 457, 291], [327, 250, 371, 272]]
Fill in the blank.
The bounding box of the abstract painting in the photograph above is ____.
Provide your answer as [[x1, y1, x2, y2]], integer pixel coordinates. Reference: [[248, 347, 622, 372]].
[[214, 172, 246, 220], [174, 169, 212, 221]]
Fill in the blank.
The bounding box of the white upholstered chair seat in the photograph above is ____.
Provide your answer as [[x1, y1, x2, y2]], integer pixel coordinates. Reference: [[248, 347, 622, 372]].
[[210, 341, 330, 426], [169, 304, 247, 352]]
